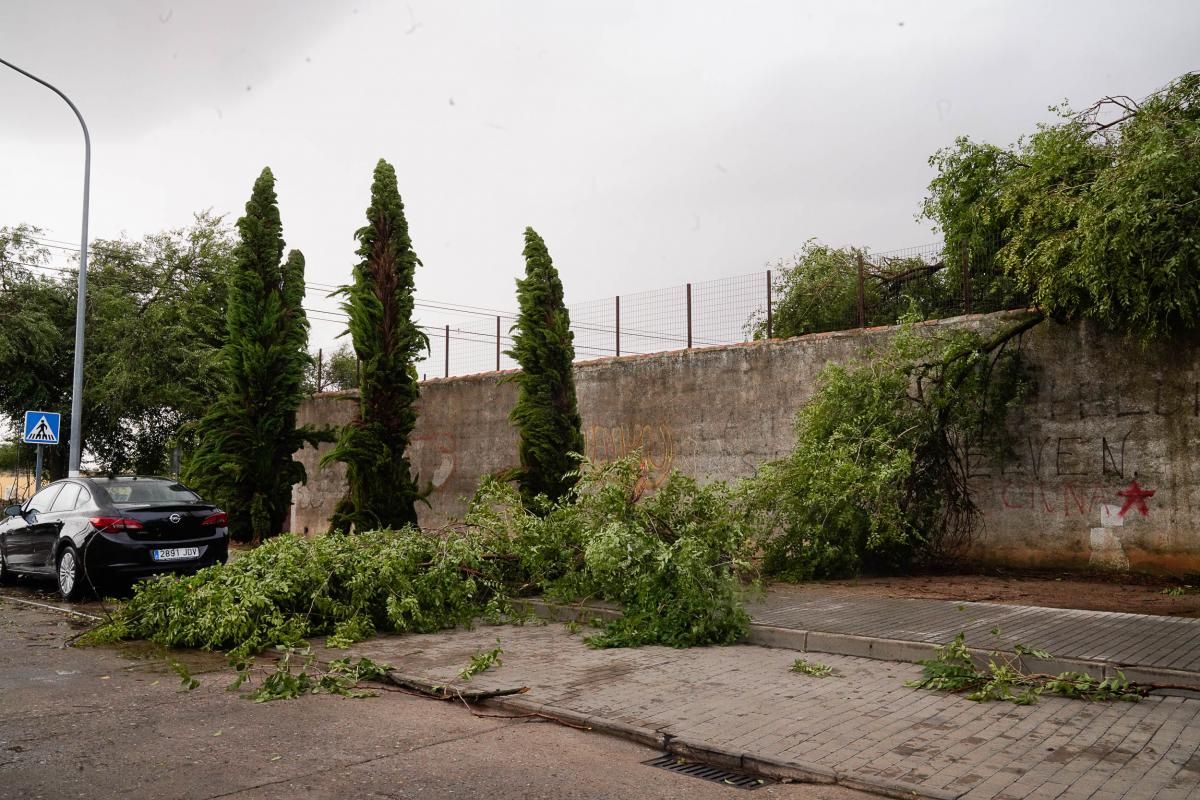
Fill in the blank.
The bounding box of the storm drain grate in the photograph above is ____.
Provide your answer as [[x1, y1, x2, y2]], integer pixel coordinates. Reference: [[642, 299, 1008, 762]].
[[642, 754, 774, 790]]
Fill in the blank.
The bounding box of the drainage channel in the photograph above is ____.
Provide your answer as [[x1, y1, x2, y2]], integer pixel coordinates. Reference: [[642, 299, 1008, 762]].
[[643, 754, 775, 790]]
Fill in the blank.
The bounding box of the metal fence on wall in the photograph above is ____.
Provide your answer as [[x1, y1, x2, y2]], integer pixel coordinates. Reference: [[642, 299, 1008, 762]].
[[408, 239, 1024, 379]]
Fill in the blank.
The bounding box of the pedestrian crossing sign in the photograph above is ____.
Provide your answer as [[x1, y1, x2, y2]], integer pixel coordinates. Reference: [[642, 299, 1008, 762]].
[[23, 411, 60, 445]]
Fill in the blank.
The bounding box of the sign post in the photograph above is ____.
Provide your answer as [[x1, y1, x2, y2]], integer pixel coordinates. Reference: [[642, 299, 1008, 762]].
[[22, 411, 61, 493]]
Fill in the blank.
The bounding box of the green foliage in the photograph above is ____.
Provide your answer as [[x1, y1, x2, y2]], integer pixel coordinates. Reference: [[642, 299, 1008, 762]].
[[0, 225, 80, 479], [789, 658, 834, 677], [90, 454, 750, 660], [169, 659, 200, 691], [458, 641, 504, 680], [0, 217, 235, 477], [87, 214, 236, 474], [0, 441, 20, 472], [323, 160, 427, 532], [186, 169, 320, 543], [91, 529, 507, 663], [923, 72, 1200, 341], [468, 454, 753, 648], [747, 318, 1035, 580], [907, 633, 1144, 705], [307, 343, 359, 393], [922, 140, 1029, 310], [748, 241, 956, 339], [505, 227, 585, 508], [1043, 672, 1142, 702], [249, 649, 391, 702]]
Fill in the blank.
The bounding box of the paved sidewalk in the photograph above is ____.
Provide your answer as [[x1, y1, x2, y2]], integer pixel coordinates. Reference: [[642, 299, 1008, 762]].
[[746, 589, 1200, 686], [341, 622, 1200, 800]]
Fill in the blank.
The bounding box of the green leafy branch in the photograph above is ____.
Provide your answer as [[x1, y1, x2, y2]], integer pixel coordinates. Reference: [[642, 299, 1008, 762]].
[[243, 647, 392, 702], [458, 641, 503, 681], [907, 633, 1145, 705], [790, 658, 835, 677]]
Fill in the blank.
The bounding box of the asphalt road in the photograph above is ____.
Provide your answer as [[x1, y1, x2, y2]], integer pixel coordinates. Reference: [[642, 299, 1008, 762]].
[[0, 585, 867, 800]]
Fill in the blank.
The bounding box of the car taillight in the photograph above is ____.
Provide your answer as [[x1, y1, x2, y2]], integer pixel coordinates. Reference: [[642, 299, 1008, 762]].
[[90, 516, 145, 534], [202, 512, 228, 527]]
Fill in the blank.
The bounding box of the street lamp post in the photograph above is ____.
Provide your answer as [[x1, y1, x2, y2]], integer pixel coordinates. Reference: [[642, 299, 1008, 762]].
[[0, 56, 90, 476]]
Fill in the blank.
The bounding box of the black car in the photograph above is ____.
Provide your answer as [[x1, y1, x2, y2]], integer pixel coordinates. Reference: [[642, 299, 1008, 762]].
[[0, 476, 229, 600]]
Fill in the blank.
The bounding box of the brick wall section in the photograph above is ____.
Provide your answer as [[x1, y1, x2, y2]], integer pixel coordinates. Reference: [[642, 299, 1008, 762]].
[[291, 311, 1200, 574]]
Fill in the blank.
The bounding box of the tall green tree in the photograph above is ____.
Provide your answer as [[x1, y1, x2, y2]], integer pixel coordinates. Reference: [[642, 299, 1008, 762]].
[[923, 72, 1200, 340], [322, 159, 427, 532], [86, 213, 234, 473], [185, 168, 317, 543], [921, 139, 1029, 310], [0, 225, 75, 478], [505, 227, 584, 508], [0, 218, 234, 478]]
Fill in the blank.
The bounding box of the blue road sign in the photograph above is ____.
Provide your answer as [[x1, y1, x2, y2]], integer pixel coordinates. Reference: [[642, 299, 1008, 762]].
[[23, 410, 60, 445]]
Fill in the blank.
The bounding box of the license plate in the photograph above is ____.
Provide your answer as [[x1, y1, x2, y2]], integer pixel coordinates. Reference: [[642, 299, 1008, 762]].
[[151, 547, 200, 562]]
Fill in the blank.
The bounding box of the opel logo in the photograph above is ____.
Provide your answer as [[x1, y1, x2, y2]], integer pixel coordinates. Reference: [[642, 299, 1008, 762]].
[[169, 513, 182, 524]]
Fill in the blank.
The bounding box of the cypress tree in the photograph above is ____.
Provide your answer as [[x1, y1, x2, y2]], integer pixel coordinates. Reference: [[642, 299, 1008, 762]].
[[506, 227, 584, 507], [185, 167, 317, 543], [322, 159, 426, 532]]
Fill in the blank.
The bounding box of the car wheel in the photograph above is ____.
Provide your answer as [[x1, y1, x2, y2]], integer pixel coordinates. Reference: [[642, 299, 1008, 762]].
[[0, 548, 11, 585], [57, 544, 86, 602]]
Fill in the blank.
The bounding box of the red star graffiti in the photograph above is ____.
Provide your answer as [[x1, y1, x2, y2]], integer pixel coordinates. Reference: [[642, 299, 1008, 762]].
[[1117, 480, 1155, 517]]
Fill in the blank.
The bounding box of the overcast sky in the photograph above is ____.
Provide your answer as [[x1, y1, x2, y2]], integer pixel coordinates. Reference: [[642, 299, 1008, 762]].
[[2, 0, 1197, 357]]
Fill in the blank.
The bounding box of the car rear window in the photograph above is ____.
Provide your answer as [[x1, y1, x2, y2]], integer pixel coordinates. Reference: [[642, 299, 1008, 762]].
[[97, 480, 202, 506]]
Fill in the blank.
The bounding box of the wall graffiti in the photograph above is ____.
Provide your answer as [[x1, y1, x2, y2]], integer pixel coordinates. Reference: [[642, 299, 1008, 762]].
[[1116, 480, 1155, 517], [1040, 378, 1199, 421], [998, 481, 1142, 518], [584, 423, 676, 488], [996, 476, 1158, 522], [982, 432, 1137, 480]]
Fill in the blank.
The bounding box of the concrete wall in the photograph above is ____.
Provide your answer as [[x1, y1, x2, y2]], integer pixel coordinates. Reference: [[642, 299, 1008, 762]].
[[291, 312, 1200, 574]]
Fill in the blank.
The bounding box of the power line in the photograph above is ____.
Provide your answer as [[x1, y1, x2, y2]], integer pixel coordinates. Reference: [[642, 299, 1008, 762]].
[[3, 260, 75, 276], [18, 233, 743, 346]]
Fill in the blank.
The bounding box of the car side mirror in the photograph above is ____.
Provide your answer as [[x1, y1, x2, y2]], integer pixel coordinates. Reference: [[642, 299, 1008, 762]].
[[4, 504, 24, 517]]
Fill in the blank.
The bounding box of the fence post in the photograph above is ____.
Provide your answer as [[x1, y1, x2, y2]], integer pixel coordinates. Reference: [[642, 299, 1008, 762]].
[[444, 324, 449, 378], [961, 247, 972, 315], [496, 316, 501, 371], [316, 347, 323, 392], [856, 252, 866, 328], [766, 270, 773, 339], [615, 295, 621, 357], [686, 283, 693, 348]]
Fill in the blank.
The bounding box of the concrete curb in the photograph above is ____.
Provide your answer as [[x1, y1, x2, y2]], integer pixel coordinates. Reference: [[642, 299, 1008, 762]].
[[765, 628, 1200, 689], [839, 773, 961, 800], [492, 695, 859, 786], [492, 694, 961, 798]]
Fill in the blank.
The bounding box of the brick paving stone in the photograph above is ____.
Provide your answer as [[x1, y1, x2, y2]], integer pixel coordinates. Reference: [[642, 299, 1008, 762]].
[[338, 622, 1200, 800], [747, 594, 1200, 681], [1113, 620, 1194, 666], [1161, 626, 1200, 670]]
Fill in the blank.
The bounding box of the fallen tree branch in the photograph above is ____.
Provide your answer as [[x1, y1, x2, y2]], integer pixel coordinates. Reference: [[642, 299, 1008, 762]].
[[376, 670, 592, 730], [380, 670, 528, 702], [452, 693, 593, 731]]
